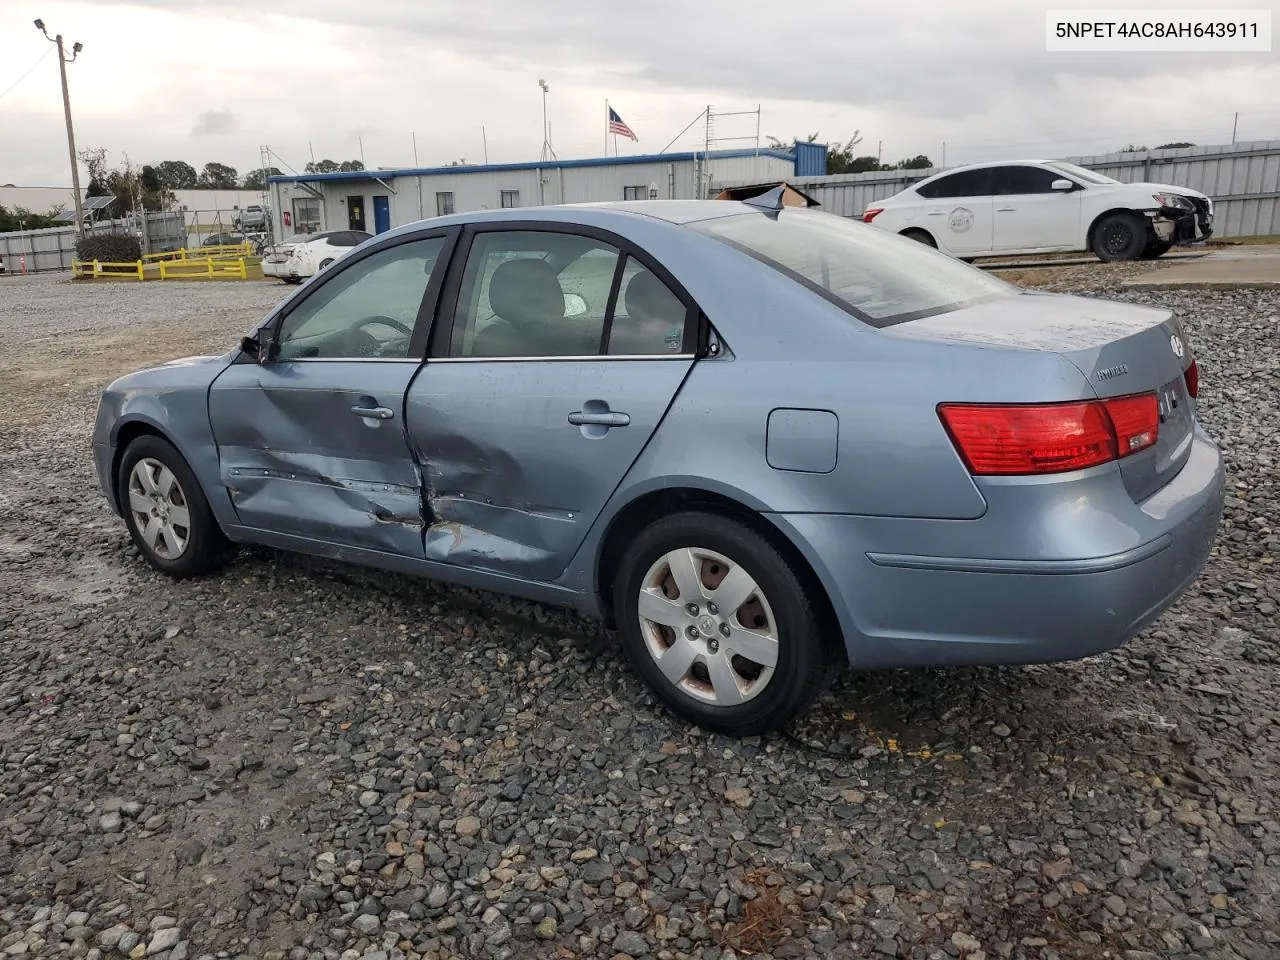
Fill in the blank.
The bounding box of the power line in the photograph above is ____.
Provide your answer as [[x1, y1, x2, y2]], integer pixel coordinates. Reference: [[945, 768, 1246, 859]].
[[0, 47, 53, 102]]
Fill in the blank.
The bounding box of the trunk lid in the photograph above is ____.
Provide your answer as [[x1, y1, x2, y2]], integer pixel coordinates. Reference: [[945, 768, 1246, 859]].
[[889, 292, 1196, 502]]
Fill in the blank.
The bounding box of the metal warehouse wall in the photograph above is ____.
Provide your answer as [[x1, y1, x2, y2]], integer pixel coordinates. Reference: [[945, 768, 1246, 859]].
[[269, 154, 793, 238], [731, 140, 1280, 238]]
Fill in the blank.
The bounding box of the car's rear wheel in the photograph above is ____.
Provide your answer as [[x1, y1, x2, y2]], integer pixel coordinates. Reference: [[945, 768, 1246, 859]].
[[1092, 213, 1148, 261], [318, 258, 334, 270], [1141, 241, 1172, 259], [900, 228, 936, 248], [612, 511, 830, 736], [117, 435, 234, 578]]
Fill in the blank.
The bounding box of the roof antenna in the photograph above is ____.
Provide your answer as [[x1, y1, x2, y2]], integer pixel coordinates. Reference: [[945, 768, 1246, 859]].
[[741, 184, 788, 214]]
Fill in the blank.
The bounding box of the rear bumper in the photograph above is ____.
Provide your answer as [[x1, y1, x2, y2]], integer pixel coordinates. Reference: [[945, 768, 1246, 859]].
[[772, 425, 1226, 669]]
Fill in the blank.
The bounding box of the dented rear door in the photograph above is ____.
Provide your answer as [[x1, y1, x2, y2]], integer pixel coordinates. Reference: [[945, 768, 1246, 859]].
[[208, 233, 454, 556], [405, 223, 699, 583]]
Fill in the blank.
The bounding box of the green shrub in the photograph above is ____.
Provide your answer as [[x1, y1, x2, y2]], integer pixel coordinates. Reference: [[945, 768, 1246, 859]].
[[75, 232, 141, 263]]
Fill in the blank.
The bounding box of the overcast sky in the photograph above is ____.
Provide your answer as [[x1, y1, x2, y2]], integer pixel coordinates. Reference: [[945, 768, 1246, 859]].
[[2, 0, 1277, 187]]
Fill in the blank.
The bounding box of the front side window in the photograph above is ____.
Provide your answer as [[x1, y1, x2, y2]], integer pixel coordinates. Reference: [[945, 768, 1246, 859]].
[[436, 192, 455, 216], [275, 237, 447, 360], [449, 230, 689, 358], [694, 209, 1013, 327], [917, 169, 992, 199], [990, 165, 1064, 195]]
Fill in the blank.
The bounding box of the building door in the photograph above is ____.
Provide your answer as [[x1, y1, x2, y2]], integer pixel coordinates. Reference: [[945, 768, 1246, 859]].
[[347, 196, 366, 232], [373, 195, 391, 234]]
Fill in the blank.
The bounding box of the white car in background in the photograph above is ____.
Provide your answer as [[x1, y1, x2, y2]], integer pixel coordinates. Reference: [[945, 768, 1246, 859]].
[[862, 160, 1214, 262], [262, 230, 372, 283]]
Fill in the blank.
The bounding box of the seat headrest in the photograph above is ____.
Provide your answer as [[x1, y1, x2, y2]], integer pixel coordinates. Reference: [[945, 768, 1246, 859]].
[[489, 258, 564, 327], [624, 269, 682, 321]]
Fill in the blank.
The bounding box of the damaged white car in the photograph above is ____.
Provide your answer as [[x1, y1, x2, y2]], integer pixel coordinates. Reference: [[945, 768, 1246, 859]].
[[262, 230, 372, 283], [863, 159, 1213, 262]]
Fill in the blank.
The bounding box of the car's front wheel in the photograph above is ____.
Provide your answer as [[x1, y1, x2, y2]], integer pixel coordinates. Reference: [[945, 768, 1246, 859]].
[[117, 435, 234, 578], [613, 512, 831, 736], [1092, 213, 1149, 261]]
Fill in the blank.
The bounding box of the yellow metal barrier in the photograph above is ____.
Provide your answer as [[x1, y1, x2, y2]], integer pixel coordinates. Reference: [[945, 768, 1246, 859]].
[[157, 257, 249, 280], [73, 255, 251, 281], [144, 242, 251, 262], [72, 259, 144, 280]]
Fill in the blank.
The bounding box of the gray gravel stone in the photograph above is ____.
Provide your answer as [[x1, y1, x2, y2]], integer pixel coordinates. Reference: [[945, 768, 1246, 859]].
[[1, 271, 1278, 960]]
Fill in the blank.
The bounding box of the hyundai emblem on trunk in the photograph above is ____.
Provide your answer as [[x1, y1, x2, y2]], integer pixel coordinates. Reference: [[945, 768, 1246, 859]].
[[1170, 334, 1185, 358]]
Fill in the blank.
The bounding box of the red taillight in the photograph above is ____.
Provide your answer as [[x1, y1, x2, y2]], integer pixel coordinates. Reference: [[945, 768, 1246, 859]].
[[863, 208, 884, 223], [1183, 359, 1199, 399], [938, 393, 1159, 476]]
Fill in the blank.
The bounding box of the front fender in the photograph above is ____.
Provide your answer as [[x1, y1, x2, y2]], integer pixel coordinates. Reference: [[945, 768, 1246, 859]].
[[93, 356, 237, 528]]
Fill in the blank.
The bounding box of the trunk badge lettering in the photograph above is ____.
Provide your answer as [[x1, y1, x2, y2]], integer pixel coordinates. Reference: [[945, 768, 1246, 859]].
[[1096, 364, 1129, 382], [1170, 334, 1185, 358]]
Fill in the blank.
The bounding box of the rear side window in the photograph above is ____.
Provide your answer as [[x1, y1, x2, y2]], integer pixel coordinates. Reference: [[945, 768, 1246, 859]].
[[917, 169, 992, 199], [694, 209, 1013, 327]]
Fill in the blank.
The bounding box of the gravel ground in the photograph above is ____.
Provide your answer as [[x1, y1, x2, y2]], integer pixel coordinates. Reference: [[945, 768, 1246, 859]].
[[1, 267, 1278, 960]]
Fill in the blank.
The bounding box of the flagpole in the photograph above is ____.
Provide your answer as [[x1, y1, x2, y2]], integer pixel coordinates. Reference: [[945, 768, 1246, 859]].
[[605, 99, 609, 155]]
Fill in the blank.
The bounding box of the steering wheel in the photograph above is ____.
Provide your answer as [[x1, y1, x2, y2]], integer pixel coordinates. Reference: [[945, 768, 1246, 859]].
[[344, 315, 414, 357]]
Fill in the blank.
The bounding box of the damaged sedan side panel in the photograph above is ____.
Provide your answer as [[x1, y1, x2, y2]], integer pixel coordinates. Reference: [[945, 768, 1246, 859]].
[[207, 360, 428, 558]]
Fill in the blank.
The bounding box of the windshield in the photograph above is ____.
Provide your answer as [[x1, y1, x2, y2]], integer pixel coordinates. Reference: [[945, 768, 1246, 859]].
[[1043, 160, 1118, 185], [693, 209, 1014, 327]]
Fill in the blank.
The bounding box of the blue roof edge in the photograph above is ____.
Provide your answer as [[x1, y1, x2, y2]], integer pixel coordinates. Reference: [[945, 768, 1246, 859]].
[[267, 148, 797, 184]]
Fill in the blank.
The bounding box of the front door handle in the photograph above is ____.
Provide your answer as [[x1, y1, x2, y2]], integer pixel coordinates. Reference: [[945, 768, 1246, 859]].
[[568, 410, 630, 427], [351, 404, 394, 420]]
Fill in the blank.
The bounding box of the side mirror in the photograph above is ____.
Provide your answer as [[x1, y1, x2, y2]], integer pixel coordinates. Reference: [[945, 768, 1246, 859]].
[[240, 334, 269, 362], [563, 292, 588, 317], [1051, 178, 1074, 191]]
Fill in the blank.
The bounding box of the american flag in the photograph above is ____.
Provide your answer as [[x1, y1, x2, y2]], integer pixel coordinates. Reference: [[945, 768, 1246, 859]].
[[607, 106, 637, 141]]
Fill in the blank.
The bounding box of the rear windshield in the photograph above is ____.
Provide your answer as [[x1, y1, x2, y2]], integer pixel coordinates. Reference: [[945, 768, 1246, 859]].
[[692, 209, 1014, 327]]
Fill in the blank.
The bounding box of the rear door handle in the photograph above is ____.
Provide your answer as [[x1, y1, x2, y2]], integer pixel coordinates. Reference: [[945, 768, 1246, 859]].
[[568, 410, 630, 427], [351, 404, 394, 420]]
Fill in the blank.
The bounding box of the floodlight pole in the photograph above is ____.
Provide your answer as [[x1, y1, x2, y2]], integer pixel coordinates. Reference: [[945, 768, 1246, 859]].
[[36, 19, 85, 236]]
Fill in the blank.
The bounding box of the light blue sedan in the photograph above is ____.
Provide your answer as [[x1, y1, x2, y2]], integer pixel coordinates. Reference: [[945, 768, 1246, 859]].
[[92, 195, 1226, 735]]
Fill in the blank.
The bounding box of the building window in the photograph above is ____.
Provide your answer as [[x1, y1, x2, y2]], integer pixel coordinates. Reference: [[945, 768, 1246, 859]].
[[436, 192, 455, 216], [623, 185, 647, 201], [292, 197, 321, 234], [500, 190, 520, 208]]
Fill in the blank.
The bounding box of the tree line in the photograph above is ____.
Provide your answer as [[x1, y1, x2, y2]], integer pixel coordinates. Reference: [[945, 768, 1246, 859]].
[[73, 149, 366, 216]]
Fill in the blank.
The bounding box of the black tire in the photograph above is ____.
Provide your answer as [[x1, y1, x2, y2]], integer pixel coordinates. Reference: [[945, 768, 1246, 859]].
[[612, 511, 831, 736], [1092, 213, 1149, 262], [900, 229, 936, 248], [318, 258, 334, 270], [117, 434, 234, 579], [284, 277, 303, 285], [1141, 241, 1172, 260]]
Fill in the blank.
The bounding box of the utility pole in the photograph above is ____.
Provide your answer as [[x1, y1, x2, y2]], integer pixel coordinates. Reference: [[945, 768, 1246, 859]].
[[1232, 111, 1239, 143], [35, 18, 85, 236]]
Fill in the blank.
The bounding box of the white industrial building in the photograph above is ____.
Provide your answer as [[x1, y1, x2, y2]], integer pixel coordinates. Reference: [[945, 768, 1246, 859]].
[[265, 148, 798, 238]]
